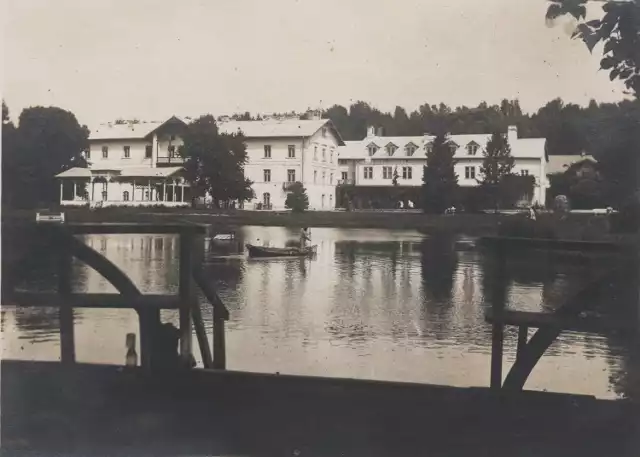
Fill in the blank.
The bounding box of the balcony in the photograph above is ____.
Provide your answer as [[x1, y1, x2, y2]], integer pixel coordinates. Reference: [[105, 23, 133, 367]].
[[156, 156, 185, 166], [338, 179, 355, 185]]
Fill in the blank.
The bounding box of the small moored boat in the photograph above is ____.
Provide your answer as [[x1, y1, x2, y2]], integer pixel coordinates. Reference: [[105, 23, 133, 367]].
[[246, 244, 317, 258]]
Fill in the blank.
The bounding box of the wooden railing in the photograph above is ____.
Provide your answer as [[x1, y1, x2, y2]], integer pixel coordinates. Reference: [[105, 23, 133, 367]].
[[3, 222, 229, 370], [481, 236, 638, 391]]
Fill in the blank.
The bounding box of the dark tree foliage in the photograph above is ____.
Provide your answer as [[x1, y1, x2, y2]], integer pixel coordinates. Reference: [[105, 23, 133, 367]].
[[547, 0, 640, 97], [180, 115, 254, 207], [2, 104, 89, 209], [284, 181, 309, 213], [479, 132, 515, 210], [421, 134, 458, 213]]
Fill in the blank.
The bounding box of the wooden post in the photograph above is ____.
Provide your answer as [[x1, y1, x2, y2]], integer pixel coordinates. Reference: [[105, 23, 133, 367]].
[[57, 234, 75, 364], [213, 318, 226, 369], [179, 232, 193, 365], [516, 326, 528, 361], [490, 239, 507, 390]]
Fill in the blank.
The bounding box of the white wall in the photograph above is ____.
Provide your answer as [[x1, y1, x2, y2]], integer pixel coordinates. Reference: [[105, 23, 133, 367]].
[[88, 132, 184, 169], [244, 124, 340, 210], [88, 139, 153, 169], [338, 156, 547, 205]]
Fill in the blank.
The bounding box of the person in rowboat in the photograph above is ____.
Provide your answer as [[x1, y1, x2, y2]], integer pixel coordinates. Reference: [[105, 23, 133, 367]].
[[299, 227, 311, 249]]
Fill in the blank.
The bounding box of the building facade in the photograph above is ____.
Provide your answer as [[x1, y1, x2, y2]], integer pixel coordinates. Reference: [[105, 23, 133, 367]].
[[218, 117, 344, 210], [338, 125, 548, 206], [56, 116, 191, 207], [57, 115, 344, 210]]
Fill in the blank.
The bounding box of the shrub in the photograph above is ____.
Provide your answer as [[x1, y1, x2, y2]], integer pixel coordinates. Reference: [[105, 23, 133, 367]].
[[284, 181, 309, 213]]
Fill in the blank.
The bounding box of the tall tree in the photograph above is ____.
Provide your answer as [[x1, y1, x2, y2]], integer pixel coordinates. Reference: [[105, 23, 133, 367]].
[[180, 115, 254, 207], [3, 106, 89, 209], [421, 133, 458, 213], [479, 132, 516, 210]]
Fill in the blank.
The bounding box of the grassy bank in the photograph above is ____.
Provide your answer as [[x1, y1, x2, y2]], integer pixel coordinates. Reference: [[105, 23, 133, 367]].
[[5, 207, 637, 242], [5, 207, 513, 235]]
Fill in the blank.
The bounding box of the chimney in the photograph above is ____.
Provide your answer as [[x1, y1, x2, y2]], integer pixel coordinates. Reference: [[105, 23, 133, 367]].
[[366, 126, 376, 137], [306, 109, 321, 121], [507, 125, 518, 144], [376, 127, 384, 137]]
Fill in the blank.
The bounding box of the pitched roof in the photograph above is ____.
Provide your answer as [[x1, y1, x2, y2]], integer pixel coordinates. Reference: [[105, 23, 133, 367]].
[[217, 118, 345, 145], [338, 133, 546, 160], [89, 116, 187, 141], [56, 166, 183, 179], [546, 155, 597, 175], [56, 167, 92, 178]]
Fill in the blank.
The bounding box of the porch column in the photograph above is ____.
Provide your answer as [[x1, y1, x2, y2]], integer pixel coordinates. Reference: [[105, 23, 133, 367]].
[[59, 181, 63, 203], [132, 180, 136, 201], [163, 181, 167, 202], [148, 180, 152, 201], [90, 178, 95, 201], [152, 133, 158, 169], [180, 181, 185, 202], [72, 180, 76, 200]]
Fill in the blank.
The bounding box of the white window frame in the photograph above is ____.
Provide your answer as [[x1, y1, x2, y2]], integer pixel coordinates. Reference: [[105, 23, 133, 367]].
[[402, 166, 412, 179], [264, 145, 272, 159], [287, 169, 296, 183], [264, 169, 271, 182]]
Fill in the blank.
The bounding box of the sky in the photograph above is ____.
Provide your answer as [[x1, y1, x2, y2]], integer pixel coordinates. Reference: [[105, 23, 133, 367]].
[[2, 0, 630, 127]]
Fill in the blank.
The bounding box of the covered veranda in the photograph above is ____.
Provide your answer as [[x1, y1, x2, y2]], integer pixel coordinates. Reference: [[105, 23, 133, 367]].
[[56, 167, 191, 207]]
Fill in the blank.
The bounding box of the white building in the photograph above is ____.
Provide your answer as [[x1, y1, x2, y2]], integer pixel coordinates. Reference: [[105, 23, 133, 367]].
[[218, 117, 344, 210], [56, 115, 344, 210], [338, 125, 548, 206], [56, 116, 191, 207]]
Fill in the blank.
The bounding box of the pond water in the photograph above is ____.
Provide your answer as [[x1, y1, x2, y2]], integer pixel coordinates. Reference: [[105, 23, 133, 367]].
[[2, 226, 638, 399]]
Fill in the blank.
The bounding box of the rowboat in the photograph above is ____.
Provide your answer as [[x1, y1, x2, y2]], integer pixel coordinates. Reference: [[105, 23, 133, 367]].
[[246, 244, 317, 258]]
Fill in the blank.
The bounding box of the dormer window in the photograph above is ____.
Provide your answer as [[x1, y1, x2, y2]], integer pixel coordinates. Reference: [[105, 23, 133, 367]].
[[405, 143, 418, 156], [449, 142, 459, 153], [385, 143, 398, 156], [367, 143, 379, 156], [425, 143, 433, 155], [466, 142, 479, 155]]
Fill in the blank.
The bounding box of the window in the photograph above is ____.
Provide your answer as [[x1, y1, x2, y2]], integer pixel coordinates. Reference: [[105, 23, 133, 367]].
[[385, 143, 398, 156], [322, 171, 326, 184], [314, 170, 317, 183], [314, 146, 318, 160], [383, 166, 393, 179], [425, 143, 433, 154], [341, 171, 348, 181], [288, 145, 296, 158], [367, 144, 378, 156], [168, 145, 177, 157], [145, 145, 153, 158], [322, 148, 326, 161], [85, 150, 91, 159], [264, 145, 272, 158], [402, 166, 412, 179], [465, 166, 476, 179], [123, 191, 130, 201], [364, 167, 373, 179], [520, 169, 530, 176], [264, 169, 271, 182], [405, 144, 417, 156], [287, 169, 296, 182], [102, 190, 108, 200], [102, 146, 109, 158], [330, 173, 333, 184], [467, 143, 479, 155]]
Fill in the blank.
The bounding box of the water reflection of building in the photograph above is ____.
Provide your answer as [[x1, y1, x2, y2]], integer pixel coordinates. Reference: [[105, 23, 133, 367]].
[[80, 234, 179, 294]]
